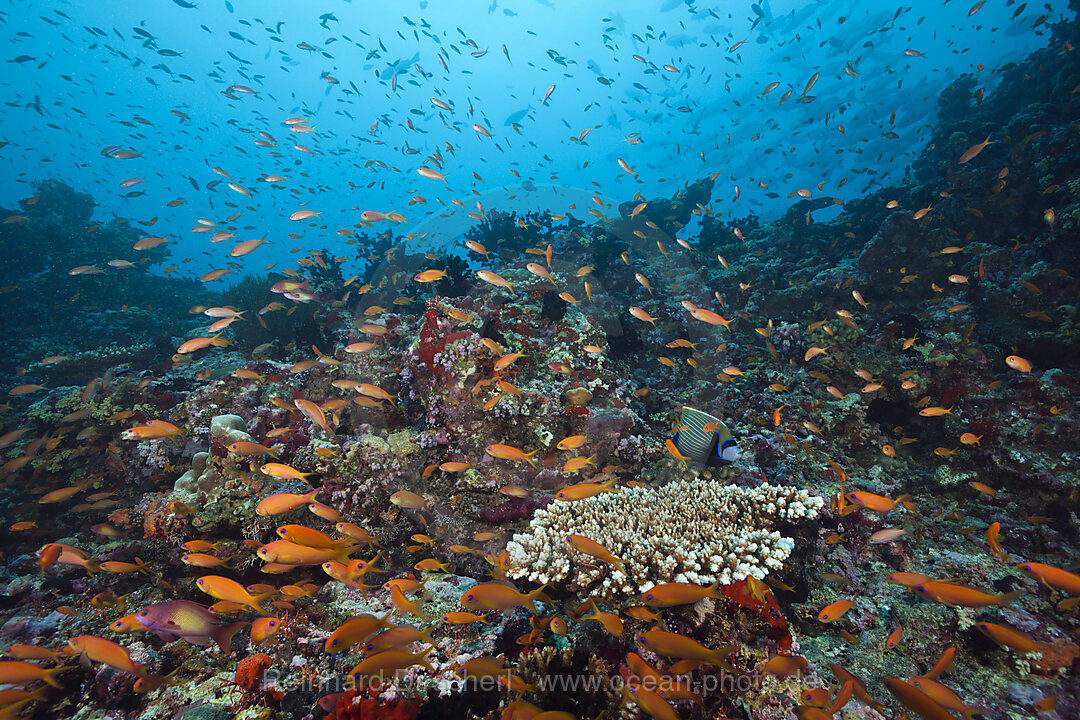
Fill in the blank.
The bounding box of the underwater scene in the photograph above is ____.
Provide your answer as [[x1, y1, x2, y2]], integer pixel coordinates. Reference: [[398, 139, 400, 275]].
[[1, 0, 1079, 718]]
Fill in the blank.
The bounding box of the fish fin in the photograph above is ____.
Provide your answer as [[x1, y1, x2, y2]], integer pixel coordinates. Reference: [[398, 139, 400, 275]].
[[525, 584, 549, 615], [416, 653, 437, 674], [998, 590, 1023, 606], [42, 666, 70, 688], [249, 591, 276, 615], [524, 449, 539, 467], [211, 621, 248, 653]]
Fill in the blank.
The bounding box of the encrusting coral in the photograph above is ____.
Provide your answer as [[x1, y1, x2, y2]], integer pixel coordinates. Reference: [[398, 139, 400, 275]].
[[506, 478, 823, 598]]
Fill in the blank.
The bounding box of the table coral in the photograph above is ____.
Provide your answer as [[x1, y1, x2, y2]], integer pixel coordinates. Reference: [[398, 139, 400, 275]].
[[506, 478, 823, 598]]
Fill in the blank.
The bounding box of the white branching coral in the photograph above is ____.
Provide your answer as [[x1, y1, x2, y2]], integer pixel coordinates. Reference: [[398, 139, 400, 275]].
[[507, 479, 824, 599]]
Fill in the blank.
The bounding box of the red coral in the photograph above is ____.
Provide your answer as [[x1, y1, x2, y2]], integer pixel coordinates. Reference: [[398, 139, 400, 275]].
[[416, 303, 443, 373], [719, 580, 793, 652], [416, 301, 471, 374], [326, 687, 420, 720]]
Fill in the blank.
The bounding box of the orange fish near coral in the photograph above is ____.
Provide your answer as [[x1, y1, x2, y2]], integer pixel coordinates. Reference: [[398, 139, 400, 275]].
[[294, 399, 333, 435], [641, 580, 722, 608], [460, 582, 547, 615], [629, 306, 658, 326], [0, 661, 68, 687], [255, 489, 320, 516], [260, 463, 316, 482], [476, 270, 513, 289], [67, 636, 145, 676], [911, 580, 1020, 607], [415, 269, 447, 283], [565, 535, 626, 575], [1016, 561, 1080, 595], [195, 576, 273, 614], [485, 444, 539, 466], [635, 629, 734, 668], [846, 491, 909, 513], [555, 479, 618, 501], [818, 598, 855, 622]]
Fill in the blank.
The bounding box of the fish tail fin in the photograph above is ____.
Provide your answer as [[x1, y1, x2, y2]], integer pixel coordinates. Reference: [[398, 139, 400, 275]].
[[706, 578, 724, 599], [408, 592, 432, 622], [709, 646, 737, 672], [42, 666, 69, 688], [416, 652, 437, 674], [998, 590, 1023, 606], [211, 621, 248, 653], [524, 449, 539, 467], [525, 584, 548, 615], [249, 591, 275, 615], [134, 557, 152, 575]]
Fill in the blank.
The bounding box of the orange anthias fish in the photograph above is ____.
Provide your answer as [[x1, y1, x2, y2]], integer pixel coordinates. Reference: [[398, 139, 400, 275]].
[[121, 421, 183, 441], [818, 598, 855, 622], [565, 535, 626, 575], [635, 629, 735, 669], [255, 488, 320, 516], [258, 539, 351, 566], [883, 679, 956, 720], [195, 576, 274, 614], [555, 478, 618, 501], [910, 580, 1021, 607], [0, 661, 69, 687], [324, 613, 394, 653], [260, 463, 316, 482], [294, 399, 333, 435], [629, 306, 658, 325], [67, 636, 146, 676], [556, 435, 587, 450], [485, 444, 539, 466], [476, 269, 513, 289], [459, 582, 547, 615], [415, 269, 447, 283], [641, 580, 722, 608], [1016, 562, 1080, 595], [846, 491, 910, 513]]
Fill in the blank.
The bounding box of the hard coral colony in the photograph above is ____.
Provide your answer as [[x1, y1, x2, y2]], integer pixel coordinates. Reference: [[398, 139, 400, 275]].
[[0, 2, 1079, 720]]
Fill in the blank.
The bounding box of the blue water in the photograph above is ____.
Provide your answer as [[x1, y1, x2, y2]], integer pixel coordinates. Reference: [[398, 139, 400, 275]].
[[0, 0, 1064, 276]]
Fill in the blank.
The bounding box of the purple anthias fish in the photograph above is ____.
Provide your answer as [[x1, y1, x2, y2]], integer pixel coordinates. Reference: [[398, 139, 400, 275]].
[[135, 600, 245, 653]]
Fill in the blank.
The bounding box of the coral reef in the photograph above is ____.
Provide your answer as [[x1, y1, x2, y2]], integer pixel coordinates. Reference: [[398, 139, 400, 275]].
[[1, 5, 1079, 720]]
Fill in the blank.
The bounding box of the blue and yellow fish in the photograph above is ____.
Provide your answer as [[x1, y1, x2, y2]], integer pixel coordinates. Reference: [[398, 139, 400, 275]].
[[671, 407, 740, 468]]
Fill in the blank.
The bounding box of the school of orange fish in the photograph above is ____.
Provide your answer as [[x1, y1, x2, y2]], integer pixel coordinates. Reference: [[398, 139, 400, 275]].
[[2, 2, 1080, 720]]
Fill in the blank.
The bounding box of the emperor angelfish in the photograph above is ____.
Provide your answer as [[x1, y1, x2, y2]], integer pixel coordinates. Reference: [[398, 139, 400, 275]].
[[671, 406, 740, 468]]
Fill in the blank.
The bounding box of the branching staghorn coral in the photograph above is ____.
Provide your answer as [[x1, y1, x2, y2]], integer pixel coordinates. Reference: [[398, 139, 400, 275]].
[[507, 479, 823, 599]]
